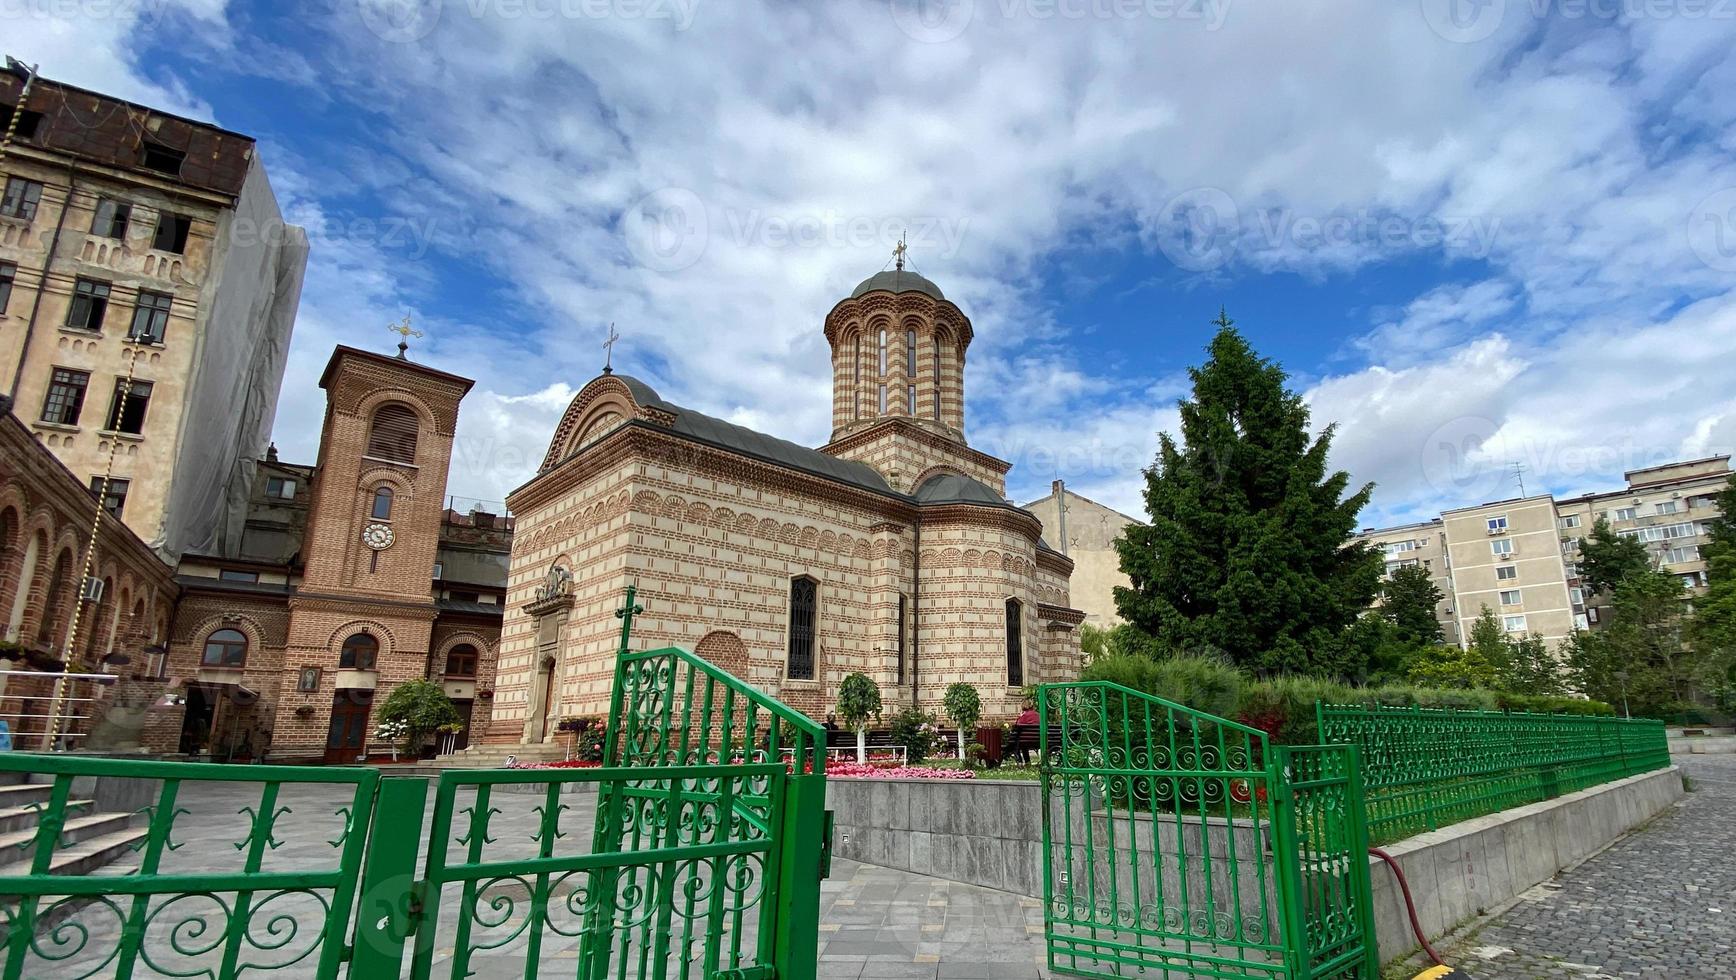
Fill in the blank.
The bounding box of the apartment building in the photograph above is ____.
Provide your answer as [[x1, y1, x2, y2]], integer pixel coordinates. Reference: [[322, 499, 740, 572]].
[[0, 61, 307, 559], [1359, 455, 1731, 651], [1351, 517, 1461, 645], [1023, 480, 1141, 626]]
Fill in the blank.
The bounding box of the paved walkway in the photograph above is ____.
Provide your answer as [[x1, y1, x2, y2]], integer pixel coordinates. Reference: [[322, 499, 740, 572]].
[[1425, 755, 1735, 979]]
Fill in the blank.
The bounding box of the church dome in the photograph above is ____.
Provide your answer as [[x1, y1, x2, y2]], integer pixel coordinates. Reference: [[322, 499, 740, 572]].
[[850, 269, 945, 301]]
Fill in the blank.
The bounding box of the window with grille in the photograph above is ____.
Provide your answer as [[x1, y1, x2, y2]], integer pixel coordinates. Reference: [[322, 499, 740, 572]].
[[787, 577, 817, 680], [202, 628, 248, 667], [106, 379, 152, 434], [89, 477, 128, 518], [1006, 599, 1024, 686], [41, 368, 89, 425], [67, 278, 111, 331], [367, 403, 419, 463], [0, 178, 43, 221], [445, 644, 479, 677], [0, 261, 14, 314], [91, 199, 131, 239], [130, 290, 172, 343], [340, 633, 378, 670]]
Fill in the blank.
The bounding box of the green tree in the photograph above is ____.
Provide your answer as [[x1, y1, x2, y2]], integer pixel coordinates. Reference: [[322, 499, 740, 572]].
[[376, 679, 462, 755], [942, 682, 982, 760], [1382, 564, 1445, 646], [1691, 478, 1736, 712], [1498, 632, 1566, 696], [836, 672, 882, 762], [1408, 606, 1503, 689], [1578, 518, 1651, 597], [1114, 313, 1382, 677], [1565, 569, 1690, 717]]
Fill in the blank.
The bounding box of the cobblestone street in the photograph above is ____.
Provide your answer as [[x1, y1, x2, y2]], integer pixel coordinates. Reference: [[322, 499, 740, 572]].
[[1426, 756, 1734, 979]]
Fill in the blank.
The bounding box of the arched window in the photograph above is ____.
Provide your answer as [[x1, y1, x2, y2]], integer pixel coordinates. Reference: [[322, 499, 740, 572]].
[[371, 486, 394, 520], [906, 329, 916, 413], [933, 338, 943, 421], [1005, 599, 1024, 686], [877, 329, 887, 376], [852, 336, 863, 419], [340, 633, 378, 670], [202, 628, 248, 667], [366, 403, 419, 463], [445, 643, 479, 677], [787, 577, 817, 680]]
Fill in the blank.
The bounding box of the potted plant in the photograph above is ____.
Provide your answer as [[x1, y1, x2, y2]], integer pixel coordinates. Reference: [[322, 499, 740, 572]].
[[942, 682, 982, 760], [836, 673, 882, 763]]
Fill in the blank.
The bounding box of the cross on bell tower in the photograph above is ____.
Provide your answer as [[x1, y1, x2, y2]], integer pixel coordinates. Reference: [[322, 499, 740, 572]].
[[388, 314, 423, 359], [602, 322, 621, 375], [892, 232, 908, 271]]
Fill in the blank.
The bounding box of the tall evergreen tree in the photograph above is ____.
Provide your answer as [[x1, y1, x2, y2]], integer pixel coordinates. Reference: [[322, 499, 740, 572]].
[[1382, 564, 1446, 646], [1114, 313, 1382, 677], [1691, 478, 1736, 708]]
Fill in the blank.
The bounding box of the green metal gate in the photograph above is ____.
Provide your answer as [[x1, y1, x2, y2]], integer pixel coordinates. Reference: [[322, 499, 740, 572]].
[[1039, 681, 1376, 980], [0, 593, 829, 980]]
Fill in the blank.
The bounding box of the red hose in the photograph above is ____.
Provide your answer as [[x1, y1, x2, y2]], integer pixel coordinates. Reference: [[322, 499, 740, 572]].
[[1369, 846, 1446, 968]]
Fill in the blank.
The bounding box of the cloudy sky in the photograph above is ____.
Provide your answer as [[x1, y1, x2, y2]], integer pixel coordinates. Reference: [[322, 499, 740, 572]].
[[11, 0, 1736, 526]]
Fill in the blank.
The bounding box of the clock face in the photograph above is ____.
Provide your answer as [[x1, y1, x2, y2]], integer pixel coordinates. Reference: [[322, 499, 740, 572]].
[[362, 523, 395, 550]]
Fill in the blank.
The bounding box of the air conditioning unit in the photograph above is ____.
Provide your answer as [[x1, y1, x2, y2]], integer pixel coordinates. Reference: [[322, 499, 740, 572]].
[[80, 576, 104, 603], [1485, 527, 1502, 535], [1498, 553, 1514, 561]]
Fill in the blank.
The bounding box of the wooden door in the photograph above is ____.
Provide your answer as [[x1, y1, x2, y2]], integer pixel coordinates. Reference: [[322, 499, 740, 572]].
[[325, 690, 373, 764]]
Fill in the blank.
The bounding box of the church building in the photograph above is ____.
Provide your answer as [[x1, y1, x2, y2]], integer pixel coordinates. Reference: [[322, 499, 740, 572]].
[[486, 263, 1085, 750]]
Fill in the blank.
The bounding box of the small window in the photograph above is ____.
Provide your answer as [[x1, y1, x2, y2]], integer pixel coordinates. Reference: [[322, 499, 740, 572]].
[[106, 379, 152, 434], [1490, 538, 1513, 556], [1496, 565, 1518, 581], [140, 141, 186, 176], [201, 628, 248, 667], [1574, 613, 1589, 630], [1502, 615, 1527, 633], [366, 403, 419, 463], [0, 261, 14, 314], [91, 199, 131, 240], [1486, 516, 1508, 532], [1655, 501, 1679, 515], [1570, 587, 1584, 605], [129, 290, 173, 343], [907, 384, 916, 414], [1499, 589, 1521, 606], [1664, 546, 1700, 565], [1006, 598, 1024, 686], [932, 338, 942, 421], [1560, 515, 1581, 528], [41, 368, 89, 425], [449, 590, 480, 604], [897, 593, 907, 685], [1587, 607, 1599, 624], [340, 633, 378, 670], [0, 107, 44, 142], [432, 561, 444, 580], [88, 477, 128, 518], [787, 576, 817, 680], [1613, 507, 1636, 522], [878, 385, 887, 414], [152, 213, 191, 254], [66, 278, 112, 331], [0, 177, 43, 221], [371, 486, 394, 520], [265, 477, 296, 500], [878, 328, 887, 376], [445, 644, 479, 678], [219, 569, 260, 584]]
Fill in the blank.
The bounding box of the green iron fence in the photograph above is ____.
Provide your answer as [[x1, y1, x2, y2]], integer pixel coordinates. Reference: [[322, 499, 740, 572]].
[[1315, 703, 1672, 844], [0, 589, 830, 980], [1040, 681, 1376, 980]]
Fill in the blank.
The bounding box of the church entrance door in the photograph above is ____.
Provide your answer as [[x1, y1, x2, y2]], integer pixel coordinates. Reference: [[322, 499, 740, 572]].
[[325, 689, 373, 763]]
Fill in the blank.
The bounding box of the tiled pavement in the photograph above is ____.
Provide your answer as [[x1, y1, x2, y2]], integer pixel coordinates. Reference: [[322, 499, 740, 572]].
[[818, 859, 1047, 980], [1424, 755, 1735, 980]]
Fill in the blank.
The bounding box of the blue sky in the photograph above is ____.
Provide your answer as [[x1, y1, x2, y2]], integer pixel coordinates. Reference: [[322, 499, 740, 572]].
[[13, 0, 1736, 526]]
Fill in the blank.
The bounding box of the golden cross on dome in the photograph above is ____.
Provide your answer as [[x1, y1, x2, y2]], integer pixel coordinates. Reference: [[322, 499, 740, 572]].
[[602, 322, 621, 374], [892, 232, 908, 271], [389, 314, 423, 359]]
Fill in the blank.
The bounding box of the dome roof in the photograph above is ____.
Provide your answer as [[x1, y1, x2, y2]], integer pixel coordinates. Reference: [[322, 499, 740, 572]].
[[913, 473, 1006, 506], [850, 269, 946, 301]]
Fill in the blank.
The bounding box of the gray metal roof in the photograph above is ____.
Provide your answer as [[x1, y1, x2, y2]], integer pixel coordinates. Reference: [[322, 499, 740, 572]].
[[849, 270, 946, 300], [612, 376, 894, 495], [913, 473, 1006, 506]]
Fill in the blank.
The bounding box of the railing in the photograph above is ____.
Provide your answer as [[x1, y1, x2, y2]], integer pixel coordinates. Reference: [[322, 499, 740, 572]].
[[1316, 703, 1671, 844]]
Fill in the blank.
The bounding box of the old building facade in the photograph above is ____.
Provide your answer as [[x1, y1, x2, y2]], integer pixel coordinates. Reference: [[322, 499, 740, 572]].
[[1023, 481, 1140, 627], [1, 63, 306, 560], [486, 267, 1085, 752]]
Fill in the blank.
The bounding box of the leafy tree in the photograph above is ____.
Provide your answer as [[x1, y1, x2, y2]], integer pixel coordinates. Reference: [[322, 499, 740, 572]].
[[1692, 478, 1736, 713], [1578, 518, 1651, 597], [1382, 564, 1445, 646], [835, 672, 882, 762], [942, 682, 982, 760], [1498, 632, 1566, 696], [1114, 313, 1383, 677], [376, 679, 462, 754], [1079, 623, 1111, 665], [1565, 569, 1690, 717], [1407, 607, 1503, 689]]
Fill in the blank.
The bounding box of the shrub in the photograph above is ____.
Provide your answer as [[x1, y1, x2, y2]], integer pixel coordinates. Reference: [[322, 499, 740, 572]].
[[887, 707, 945, 764], [376, 680, 462, 752], [1082, 652, 1243, 720]]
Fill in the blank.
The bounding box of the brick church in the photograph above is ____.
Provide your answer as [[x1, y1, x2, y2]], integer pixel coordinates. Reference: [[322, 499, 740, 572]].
[[483, 262, 1085, 751]]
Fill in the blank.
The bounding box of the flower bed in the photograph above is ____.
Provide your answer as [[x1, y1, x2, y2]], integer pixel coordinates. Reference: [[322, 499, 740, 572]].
[[825, 761, 975, 780], [503, 759, 602, 770]]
